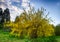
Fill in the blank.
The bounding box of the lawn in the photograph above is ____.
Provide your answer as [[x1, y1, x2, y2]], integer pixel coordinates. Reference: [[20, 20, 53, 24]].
[[0, 30, 60, 42], [56, 36, 60, 42], [0, 30, 29, 42]]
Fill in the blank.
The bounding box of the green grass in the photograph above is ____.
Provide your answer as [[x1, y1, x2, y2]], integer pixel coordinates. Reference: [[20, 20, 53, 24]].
[[0, 30, 60, 42], [56, 36, 60, 42], [0, 30, 29, 42]]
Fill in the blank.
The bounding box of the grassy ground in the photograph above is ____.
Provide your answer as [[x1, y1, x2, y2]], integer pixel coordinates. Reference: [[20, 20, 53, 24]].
[[0, 30, 29, 42], [0, 30, 60, 42], [56, 36, 60, 42]]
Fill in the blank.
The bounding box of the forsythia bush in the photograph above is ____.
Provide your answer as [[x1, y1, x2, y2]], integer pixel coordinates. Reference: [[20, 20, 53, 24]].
[[4, 7, 54, 38]]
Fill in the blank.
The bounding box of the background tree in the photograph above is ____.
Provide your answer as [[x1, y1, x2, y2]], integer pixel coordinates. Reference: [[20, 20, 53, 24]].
[[3, 8, 10, 22], [0, 8, 3, 23], [55, 24, 60, 36]]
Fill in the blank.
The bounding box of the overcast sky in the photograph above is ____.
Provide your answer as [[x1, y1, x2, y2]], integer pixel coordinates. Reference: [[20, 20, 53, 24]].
[[0, 0, 60, 25]]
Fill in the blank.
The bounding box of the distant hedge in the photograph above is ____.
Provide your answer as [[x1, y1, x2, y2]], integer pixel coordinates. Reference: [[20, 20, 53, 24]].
[[55, 24, 60, 36]]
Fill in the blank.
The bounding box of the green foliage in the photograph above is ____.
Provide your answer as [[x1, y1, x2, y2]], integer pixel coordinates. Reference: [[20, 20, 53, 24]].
[[0, 24, 2, 29], [55, 24, 60, 36], [0, 23, 4, 29]]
